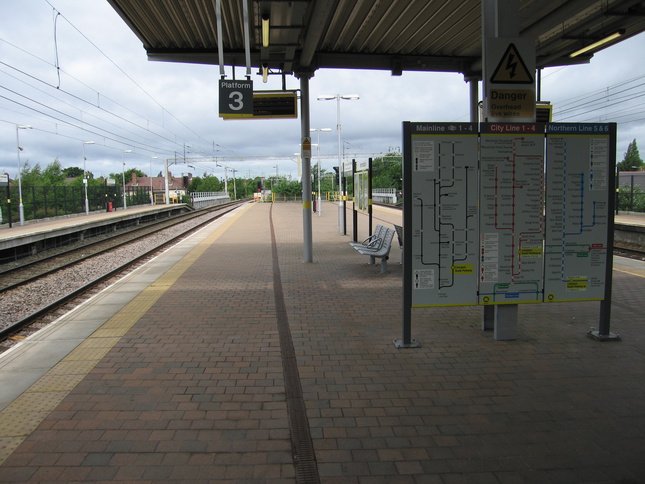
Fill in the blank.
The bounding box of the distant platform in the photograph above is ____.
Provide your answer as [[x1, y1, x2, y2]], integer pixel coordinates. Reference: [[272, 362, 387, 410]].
[[0, 204, 190, 262]]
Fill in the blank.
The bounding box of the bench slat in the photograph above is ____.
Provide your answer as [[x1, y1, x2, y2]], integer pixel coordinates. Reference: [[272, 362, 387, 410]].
[[356, 227, 395, 274]]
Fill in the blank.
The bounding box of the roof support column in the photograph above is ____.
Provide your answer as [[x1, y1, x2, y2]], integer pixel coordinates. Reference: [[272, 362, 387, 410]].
[[481, 0, 520, 340], [464, 76, 480, 123], [297, 71, 313, 263]]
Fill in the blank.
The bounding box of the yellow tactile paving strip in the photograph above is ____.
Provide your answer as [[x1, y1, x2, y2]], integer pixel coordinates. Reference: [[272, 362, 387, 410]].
[[0, 204, 252, 465]]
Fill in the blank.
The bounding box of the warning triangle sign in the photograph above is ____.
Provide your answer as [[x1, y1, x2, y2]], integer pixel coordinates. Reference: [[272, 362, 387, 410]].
[[490, 43, 533, 84]]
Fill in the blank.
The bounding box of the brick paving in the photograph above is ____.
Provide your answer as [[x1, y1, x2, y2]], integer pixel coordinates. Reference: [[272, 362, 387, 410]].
[[1, 202, 644, 483]]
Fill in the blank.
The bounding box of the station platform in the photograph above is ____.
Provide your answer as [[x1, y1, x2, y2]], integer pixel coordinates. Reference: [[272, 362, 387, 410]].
[[0, 201, 644, 483], [0, 204, 191, 262]]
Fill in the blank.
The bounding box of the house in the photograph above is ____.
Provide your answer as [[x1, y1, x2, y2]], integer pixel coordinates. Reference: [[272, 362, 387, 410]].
[[125, 172, 193, 203]]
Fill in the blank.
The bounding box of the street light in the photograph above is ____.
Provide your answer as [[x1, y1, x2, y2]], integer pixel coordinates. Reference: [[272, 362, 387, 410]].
[[121, 149, 132, 209], [310, 128, 332, 216], [230, 167, 237, 200], [82, 141, 95, 215], [149, 156, 158, 205], [16, 125, 32, 225], [317, 94, 359, 234]]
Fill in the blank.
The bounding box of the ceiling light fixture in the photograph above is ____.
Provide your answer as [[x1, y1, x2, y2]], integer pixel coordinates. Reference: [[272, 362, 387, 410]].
[[262, 15, 270, 48], [569, 30, 625, 58], [262, 63, 269, 83]]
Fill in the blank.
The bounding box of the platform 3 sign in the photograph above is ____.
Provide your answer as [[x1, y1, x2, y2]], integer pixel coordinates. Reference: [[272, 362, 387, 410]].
[[219, 83, 298, 120], [219, 79, 253, 119]]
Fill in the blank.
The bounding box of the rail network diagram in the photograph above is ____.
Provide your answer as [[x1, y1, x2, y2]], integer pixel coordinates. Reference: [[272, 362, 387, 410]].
[[403, 122, 615, 309], [409, 122, 479, 306]]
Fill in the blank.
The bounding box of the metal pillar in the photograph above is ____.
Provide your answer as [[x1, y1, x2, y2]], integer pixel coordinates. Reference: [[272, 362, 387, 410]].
[[590, 124, 620, 341], [396, 123, 420, 349], [481, 0, 522, 340], [299, 73, 313, 263]]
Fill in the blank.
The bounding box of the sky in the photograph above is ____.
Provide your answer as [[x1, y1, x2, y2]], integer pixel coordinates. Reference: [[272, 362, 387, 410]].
[[1, 0, 645, 182]]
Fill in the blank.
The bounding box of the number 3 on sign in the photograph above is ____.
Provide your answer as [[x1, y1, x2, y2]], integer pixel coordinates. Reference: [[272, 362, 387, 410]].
[[218, 80, 252, 118], [229, 91, 244, 111]]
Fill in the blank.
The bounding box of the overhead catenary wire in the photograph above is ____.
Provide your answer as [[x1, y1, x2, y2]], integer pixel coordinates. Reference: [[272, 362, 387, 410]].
[[0, 53, 214, 158], [0, 65, 185, 156], [0, 92, 175, 156], [52, 9, 61, 88], [550, 72, 645, 125], [43, 0, 212, 147], [1, 0, 236, 172]]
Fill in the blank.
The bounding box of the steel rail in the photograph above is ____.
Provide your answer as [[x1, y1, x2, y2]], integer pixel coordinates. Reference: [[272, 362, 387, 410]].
[[0, 202, 241, 293]]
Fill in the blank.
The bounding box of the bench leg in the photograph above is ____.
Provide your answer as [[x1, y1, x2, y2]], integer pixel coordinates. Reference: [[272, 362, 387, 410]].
[[369, 255, 375, 265], [380, 257, 388, 274]]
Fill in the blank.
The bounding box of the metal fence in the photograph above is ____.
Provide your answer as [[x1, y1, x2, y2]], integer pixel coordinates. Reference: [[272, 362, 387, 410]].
[[191, 191, 230, 209], [372, 188, 399, 204], [618, 184, 645, 212], [0, 185, 152, 225]]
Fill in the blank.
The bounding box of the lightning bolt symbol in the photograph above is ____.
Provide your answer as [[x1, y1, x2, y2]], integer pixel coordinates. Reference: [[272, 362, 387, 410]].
[[505, 52, 518, 79]]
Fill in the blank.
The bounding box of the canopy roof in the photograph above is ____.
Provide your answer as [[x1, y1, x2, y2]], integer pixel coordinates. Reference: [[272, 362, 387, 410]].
[[107, 0, 645, 77]]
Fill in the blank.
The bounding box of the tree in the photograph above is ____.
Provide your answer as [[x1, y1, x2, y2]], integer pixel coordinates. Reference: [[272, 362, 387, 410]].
[[273, 179, 302, 196], [15, 161, 41, 187], [372, 153, 402, 189], [617, 139, 643, 171], [63, 166, 84, 178], [68, 175, 104, 187], [12, 159, 68, 187], [39, 159, 66, 186], [189, 174, 223, 192]]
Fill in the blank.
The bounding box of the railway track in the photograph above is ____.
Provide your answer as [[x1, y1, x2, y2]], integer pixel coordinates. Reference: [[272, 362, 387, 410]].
[[370, 201, 645, 257], [613, 244, 645, 260], [0, 201, 247, 351], [0, 201, 241, 291]]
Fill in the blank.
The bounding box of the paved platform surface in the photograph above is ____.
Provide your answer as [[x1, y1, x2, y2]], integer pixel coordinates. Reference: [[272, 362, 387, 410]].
[[0, 201, 644, 483]]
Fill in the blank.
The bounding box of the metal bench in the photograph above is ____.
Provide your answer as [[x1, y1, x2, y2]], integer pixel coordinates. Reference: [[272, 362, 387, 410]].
[[394, 224, 403, 263], [350, 224, 386, 250], [355, 227, 395, 274]]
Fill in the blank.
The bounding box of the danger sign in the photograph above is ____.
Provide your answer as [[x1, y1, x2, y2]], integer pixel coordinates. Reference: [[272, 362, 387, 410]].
[[484, 37, 536, 122], [490, 43, 533, 84], [302, 137, 312, 158]]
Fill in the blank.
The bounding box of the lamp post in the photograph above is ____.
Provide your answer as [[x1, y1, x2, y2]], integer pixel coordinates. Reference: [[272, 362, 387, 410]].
[[316, 94, 359, 234], [16, 125, 32, 225], [121, 150, 132, 209], [149, 156, 158, 205], [230, 168, 237, 200], [82, 141, 95, 215], [310, 128, 331, 216]]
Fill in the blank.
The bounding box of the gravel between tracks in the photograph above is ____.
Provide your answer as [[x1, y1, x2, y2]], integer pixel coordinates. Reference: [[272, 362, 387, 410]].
[[0, 212, 216, 331]]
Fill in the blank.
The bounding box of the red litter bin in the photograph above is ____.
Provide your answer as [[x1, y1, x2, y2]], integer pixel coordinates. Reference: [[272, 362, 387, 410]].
[[107, 202, 113, 212]]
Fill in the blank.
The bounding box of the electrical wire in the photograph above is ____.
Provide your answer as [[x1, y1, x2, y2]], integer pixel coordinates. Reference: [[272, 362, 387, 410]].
[[1, 0, 236, 170], [0, 56, 197, 155], [44, 1, 214, 147], [550, 72, 645, 125], [0, 65, 183, 155]]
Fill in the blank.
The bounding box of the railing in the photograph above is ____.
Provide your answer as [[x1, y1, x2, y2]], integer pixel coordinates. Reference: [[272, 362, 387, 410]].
[[271, 193, 302, 202], [372, 188, 399, 204], [190, 191, 230, 209], [618, 184, 645, 213]]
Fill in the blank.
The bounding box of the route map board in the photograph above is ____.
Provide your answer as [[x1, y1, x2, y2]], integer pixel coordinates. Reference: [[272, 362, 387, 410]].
[[544, 123, 615, 302], [478, 123, 545, 304], [406, 122, 479, 307]]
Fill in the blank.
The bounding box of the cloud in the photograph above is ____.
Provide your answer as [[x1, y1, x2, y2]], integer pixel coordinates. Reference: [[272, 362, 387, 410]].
[[1, 0, 644, 180]]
